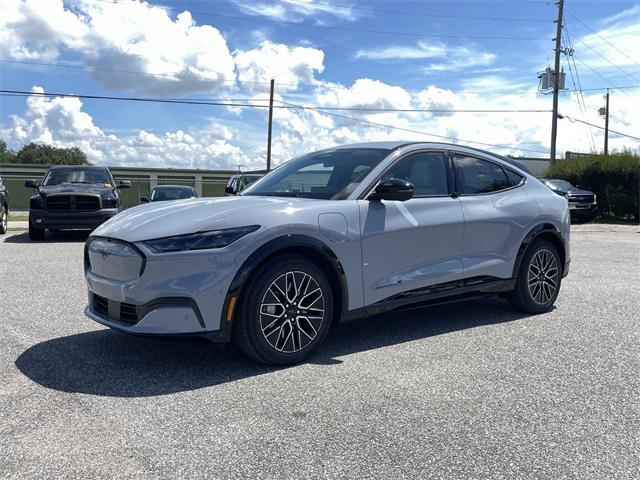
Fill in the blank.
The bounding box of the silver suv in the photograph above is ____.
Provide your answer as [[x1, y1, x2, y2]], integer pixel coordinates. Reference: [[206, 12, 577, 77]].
[[84, 142, 570, 365]]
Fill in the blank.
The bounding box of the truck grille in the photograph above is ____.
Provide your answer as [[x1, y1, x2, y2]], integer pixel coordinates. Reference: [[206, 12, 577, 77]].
[[568, 194, 594, 203], [46, 195, 101, 211]]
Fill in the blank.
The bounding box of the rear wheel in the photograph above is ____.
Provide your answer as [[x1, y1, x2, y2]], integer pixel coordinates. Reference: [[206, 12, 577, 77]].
[[29, 221, 45, 241], [0, 205, 6, 234], [233, 255, 333, 366], [508, 239, 561, 313]]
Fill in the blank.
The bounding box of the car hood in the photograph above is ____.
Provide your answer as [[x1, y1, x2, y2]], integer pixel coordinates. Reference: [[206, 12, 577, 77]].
[[564, 188, 593, 196], [38, 183, 114, 196], [92, 195, 313, 242]]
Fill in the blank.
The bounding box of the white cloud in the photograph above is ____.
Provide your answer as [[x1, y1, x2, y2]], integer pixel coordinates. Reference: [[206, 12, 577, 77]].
[[1, 0, 236, 95], [231, 0, 360, 23], [573, 5, 640, 74], [234, 41, 325, 93], [355, 41, 496, 71], [1, 86, 249, 169], [0, 0, 88, 60]]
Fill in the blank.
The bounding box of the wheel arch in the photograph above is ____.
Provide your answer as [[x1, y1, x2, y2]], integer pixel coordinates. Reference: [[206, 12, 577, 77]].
[[512, 223, 567, 278], [221, 234, 348, 333]]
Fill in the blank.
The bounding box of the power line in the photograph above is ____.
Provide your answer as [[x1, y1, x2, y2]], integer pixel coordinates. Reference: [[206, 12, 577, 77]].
[[5, 58, 637, 98], [559, 114, 640, 142], [92, 0, 545, 41], [567, 31, 640, 83], [565, 10, 640, 67], [0, 89, 551, 114], [562, 29, 596, 151], [572, 55, 632, 97], [0, 90, 276, 108], [0, 88, 551, 154], [279, 100, 550, 155], [257, 0, 553, 22], [279, 103, 552, 113]]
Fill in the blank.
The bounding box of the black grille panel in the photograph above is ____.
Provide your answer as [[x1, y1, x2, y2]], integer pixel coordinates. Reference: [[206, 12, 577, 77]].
[[568, 194, 594, 203], [93, 294, 109, 317], [92, 293, 139, 325], [120, 303, 139, 324], [46, 195, 100, 211]]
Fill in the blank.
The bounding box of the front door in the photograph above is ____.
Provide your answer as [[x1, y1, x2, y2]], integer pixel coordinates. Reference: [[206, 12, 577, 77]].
[[358, 151, 465, 305]]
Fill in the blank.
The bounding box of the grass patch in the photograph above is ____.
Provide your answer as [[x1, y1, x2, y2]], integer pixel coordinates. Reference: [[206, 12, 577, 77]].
[[8, 214, 29, 221]]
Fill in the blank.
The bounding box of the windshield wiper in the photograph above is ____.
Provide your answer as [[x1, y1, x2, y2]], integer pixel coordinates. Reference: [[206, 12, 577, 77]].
[[256, 192, 303, 197]]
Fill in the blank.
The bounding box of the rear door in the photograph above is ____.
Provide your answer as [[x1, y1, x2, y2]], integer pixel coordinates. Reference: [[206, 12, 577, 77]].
[[358, 150, 465, 305], [451, 152, 538, 279]]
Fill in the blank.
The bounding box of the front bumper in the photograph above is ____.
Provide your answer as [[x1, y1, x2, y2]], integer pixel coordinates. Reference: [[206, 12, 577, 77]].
[[568, 202, 597, 215], [30, 208, 119, 230], [83, 236, 252, 339]]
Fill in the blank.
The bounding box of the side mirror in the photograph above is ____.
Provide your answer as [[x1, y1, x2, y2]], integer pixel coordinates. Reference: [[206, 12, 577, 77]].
[[25, 179, 40, 189], [224, 186, 236, 195], [369, 178, 414, 202], [117, 180, 131, 189], [139, 197, 149, 203]]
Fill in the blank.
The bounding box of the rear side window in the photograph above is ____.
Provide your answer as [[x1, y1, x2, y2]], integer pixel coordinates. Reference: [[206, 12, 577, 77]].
[[453, 155, 511, 194], [505, 169, 524, 186], [381, 151, 448, 196]]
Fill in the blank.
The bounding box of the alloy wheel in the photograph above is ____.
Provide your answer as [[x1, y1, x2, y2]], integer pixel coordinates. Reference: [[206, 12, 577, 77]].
[[527, 248, 559, 305], [259, 270, 325, 353], [1, 208, 6, 232]]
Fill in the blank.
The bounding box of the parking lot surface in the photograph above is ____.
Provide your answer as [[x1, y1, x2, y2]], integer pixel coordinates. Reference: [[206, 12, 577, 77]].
[[1, 225, 639, 479]]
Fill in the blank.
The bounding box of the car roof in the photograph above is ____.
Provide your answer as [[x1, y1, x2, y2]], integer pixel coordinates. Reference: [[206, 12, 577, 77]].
[[153, 184, 195, 189], [315, 141, 532, 174], [48, 165, 109, 171]]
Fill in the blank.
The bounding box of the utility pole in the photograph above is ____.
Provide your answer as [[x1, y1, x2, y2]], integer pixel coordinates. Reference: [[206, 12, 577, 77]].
[[604, 89, 610, 155], [550, 0, 564, 165], [266, 78, 275, 172]]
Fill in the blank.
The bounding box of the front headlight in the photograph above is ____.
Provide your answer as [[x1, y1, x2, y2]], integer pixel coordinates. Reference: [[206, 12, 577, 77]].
[[143, 225, 260, 253]]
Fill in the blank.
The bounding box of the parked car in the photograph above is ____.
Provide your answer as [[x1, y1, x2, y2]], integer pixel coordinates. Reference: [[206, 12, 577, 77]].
[[25, 165, 130, 240], [225, 173, 263, 195], [541, 179, 597, 222], [84, 142, 570, 365], [0, 174, 8, 235], [140, 185, 198, 203]]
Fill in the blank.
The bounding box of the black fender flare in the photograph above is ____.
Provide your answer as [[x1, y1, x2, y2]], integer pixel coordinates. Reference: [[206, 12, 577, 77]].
[[512, 223, 567, 278], [219, 234, 349, 336]]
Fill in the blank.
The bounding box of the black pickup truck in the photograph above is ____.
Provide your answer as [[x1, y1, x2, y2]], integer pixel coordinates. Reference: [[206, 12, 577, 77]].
[[25, 165, 130, 240], [542, 178, 597, 222]]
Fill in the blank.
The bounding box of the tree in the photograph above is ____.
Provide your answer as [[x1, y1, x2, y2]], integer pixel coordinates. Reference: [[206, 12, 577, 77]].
[[14, 143, 90, 165], [0, 139, 16, 163]]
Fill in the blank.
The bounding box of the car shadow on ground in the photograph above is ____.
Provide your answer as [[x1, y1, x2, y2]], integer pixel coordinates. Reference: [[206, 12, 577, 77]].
[[16, 298, 537, 398], [3, 231, 90, 243]]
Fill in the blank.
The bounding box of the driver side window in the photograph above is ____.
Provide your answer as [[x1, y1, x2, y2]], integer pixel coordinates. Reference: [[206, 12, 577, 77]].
[[381, 151, 448, 197]]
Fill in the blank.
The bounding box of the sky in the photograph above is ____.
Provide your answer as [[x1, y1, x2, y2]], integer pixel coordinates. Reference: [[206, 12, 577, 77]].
[[0, 0, 639, 171]]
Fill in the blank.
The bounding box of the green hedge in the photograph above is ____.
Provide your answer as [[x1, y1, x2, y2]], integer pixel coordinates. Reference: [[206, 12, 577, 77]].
[[547, 152, 640, 221]]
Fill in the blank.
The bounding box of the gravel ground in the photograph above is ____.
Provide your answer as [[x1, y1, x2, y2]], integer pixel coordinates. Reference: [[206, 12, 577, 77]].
[[1, 225, 639, 479]]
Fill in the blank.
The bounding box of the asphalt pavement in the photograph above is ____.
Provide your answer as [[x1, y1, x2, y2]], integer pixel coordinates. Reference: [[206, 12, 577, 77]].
[[1, 225, 639, 479]]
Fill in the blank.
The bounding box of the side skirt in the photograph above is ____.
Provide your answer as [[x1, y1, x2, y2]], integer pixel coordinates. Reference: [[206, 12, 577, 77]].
[[342, 276, 516, 322]]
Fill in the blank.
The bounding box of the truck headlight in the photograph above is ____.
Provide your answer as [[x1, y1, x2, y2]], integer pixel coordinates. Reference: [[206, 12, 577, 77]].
[[143, 225, 260, 253]]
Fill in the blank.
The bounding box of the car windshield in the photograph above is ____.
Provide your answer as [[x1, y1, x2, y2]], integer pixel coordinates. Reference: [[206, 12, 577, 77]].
[[243, 148, 391, 199], [43, 168, 111, 186], [547, 180, 574, 190], [151, 187, 197, 201]]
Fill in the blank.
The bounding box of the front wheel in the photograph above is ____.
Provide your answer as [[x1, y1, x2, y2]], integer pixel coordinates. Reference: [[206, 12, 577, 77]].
[[508, 239, 562, 313], [233, 255, 334, 366], [0, 205, 6, 235], [29, 222, 45, 241]]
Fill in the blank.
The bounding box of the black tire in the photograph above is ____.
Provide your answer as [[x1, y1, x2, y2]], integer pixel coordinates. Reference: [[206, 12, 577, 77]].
[[508, 239, 562, 313], [233, 254, 334, 366], [0, 205, 6, 235], [29, 222, 45, 241]]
